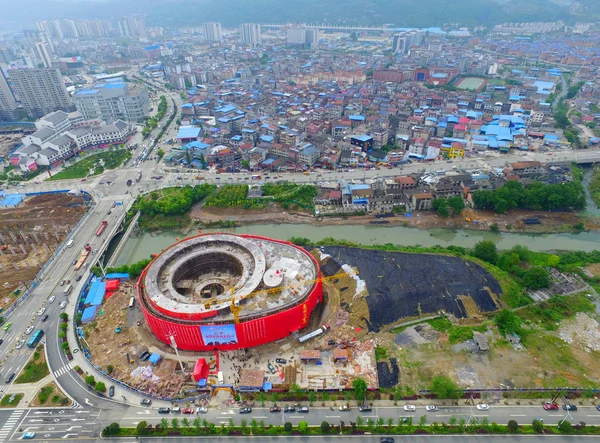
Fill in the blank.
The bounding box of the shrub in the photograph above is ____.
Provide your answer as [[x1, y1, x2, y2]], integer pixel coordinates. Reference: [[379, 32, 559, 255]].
[[95, 382, 106, 393], [532, 419, 544, 433], [507, 420, 519, 433], [558, 420, 573, 433], [104, 422, 120, 436], [84, 375, 96, 386], [283, 422, 292, 433], [321, 421, 330, 433], [136, 421, 148, 435]]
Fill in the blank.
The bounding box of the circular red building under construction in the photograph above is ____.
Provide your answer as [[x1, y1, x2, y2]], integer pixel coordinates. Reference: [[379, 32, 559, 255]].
[[138, 233, 322, 351]]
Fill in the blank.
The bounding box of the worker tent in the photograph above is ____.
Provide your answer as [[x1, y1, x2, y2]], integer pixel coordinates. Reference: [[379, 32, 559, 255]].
[[84, 280, 106, 306], [104, 273, 130, 280], [105, 279, 120, 291], [81, 306, 99, 324], [193, 358, 210, 382]]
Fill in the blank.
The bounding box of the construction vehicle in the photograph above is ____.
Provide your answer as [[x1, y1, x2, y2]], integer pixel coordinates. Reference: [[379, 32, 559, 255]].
[[299, 324, 331, 343], [95, 220, 108, 236], [73, 249, 90, 271]]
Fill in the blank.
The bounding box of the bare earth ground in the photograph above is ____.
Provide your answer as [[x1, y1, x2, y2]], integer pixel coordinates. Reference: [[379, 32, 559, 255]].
[[0, 194, 87, 309], [192, 205, 597, 234]]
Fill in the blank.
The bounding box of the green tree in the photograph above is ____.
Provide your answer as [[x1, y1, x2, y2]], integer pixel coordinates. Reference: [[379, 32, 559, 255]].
[[241, 159, 250, 169], [523, 266, 551, 290], [507, 419, 519, 433], [490, 223, 499, 233], [84, 375, 96, 386], [60, 312, 68, 320], [447, 196, 465, 214], [103, 422, 120, 436], [182, 417, 190, 430], [298, 421, 309, 434], [283, 421, 293, 433], [157, 148, 165, 159], [171, 418, 179, 431], [356, 416, 364, 428], [432, 198, 449, 217], [352, 377, 368, 401], [320, 420, 330, 433], [193, 417, 201, 433], [240, 419, 248, 433], [472, 240, 498, 264], [532, 419, 544, 433], [494, 309, 522, 336], [558, 420, 573, 433], [136, 421, 148, 435], [95, 381, 106, 393], [429, 375, 462, 399], [419, 415, 427, 426], [160, 418, 169, 432]]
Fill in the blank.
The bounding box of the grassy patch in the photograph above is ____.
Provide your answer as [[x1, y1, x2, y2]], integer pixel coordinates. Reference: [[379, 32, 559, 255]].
[[517, 293, 595, 331], [0, 393, 23, 407], [427, 317, 452, 332], [590, 166, 600, 207], [138, 213, 191, 231], [426, 317, 488, 344], [37, 386, 53, 404], [33, 382, 70, 406], [375, 345, 388, 361], [15, 345, 49, 384], [48, 149, 131, 180]]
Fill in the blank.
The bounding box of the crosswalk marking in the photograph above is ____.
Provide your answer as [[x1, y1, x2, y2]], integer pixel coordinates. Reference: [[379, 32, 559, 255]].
[[53, 362, 74, 378], [0, 409, 24, 442]]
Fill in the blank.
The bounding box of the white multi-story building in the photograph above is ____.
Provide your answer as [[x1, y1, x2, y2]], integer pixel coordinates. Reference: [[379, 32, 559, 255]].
[[240, 23, 261, 47], [72, 81, 149, 122]]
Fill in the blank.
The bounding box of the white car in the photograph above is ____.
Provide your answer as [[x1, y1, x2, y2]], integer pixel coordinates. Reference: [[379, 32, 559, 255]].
[[38, 308, 46, 316], [48, 296, 55, 303], [60, 301, 67, 309], [25, 326, 34, 335], [476, 404, 490, 411], [425, 405, 438, 412], [16, 339, 25, 349], [403, 405, 416, 412], [196, 407, 208, 414]]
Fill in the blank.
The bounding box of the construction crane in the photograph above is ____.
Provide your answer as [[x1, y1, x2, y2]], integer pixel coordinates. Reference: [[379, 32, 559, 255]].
[[230, 270, 354, 324]]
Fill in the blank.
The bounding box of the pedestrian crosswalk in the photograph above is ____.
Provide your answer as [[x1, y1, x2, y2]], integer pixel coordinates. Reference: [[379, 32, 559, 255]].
[[0, 409, 24, 441], [53, 362, 74, 378]]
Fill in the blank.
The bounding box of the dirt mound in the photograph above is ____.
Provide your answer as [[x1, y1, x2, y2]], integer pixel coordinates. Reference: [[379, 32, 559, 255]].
[[321, 247, 502, 330]]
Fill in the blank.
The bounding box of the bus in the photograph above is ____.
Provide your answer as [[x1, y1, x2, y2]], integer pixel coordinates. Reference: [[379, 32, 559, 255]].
[[129, 297, 135, 309], [63, 284, 73, 296], [66, 239, 74, 248], [27, 329, 44, 349]]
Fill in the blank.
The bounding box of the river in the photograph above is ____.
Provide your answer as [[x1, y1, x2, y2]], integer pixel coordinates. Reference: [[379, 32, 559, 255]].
[[112, 223, 600, 266], [112, 169, 600, 266]]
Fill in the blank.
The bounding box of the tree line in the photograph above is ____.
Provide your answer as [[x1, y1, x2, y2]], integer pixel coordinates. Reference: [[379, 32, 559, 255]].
[[472, 180, 585, 214], [133, 184, 216, 216]]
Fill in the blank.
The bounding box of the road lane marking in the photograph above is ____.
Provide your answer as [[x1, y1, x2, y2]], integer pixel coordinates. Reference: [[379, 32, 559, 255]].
[[326, 415, 341, 418], [253, 416, 268, 419], [511, 414, 527, 417]]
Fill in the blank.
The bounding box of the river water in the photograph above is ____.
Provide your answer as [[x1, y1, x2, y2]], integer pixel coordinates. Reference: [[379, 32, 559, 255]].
[[112, 169, 600, 266]]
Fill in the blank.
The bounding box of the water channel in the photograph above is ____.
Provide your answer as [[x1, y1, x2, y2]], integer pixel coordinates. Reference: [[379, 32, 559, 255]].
[[112, 169, 600, 266]]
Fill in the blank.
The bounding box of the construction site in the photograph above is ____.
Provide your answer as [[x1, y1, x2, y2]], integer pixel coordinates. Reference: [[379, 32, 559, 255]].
[[0, 192, 89, 310]]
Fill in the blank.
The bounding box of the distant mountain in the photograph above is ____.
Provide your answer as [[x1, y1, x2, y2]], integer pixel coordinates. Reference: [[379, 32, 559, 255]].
[[0, 0, 597, 31]]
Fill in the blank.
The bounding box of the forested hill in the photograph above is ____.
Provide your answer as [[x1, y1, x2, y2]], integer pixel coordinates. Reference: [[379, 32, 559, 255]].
[[3, 0, 600, 29]]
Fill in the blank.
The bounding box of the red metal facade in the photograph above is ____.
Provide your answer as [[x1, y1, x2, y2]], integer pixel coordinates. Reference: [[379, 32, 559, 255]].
[[138, 234, 323, 352]]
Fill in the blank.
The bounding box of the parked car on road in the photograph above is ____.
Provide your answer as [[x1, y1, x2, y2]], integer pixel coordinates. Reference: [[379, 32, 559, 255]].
[[270, 406, 281, 413], [239, 407, 252, 414], [140, 399, 152, 406], [158, 408, 170, 414], [109, 386, 115, 397], [563, 405, 577, 411], [403, 405, 416, 412], [196, 407, 208, 414], [425, 405, 438, 412], [476, 404, 489, 411], [182, 408, 194, 414]]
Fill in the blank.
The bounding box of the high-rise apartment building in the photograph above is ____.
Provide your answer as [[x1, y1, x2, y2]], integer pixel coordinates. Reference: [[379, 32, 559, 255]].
[[117, 16, 147, 39], [0, 70, 17, 122], [239, 23, 262, 47], [9, 68, 73, 119], [203, 22, 223, 41], [287, 28, 318, 48], [392, 31, 423, 54], [72, 81, 149, 122], [34, 42, 52, 68]]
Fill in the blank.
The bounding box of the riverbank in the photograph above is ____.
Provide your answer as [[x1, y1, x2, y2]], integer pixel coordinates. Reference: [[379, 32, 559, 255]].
[[192, 205, 599, 235]]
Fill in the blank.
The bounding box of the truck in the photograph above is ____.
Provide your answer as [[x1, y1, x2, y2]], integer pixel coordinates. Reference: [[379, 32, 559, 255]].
[[84, 243, 92, 252], [298, 324, 330, 343], [96, 220, 108, 236], [74, 250, 90, 271]]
